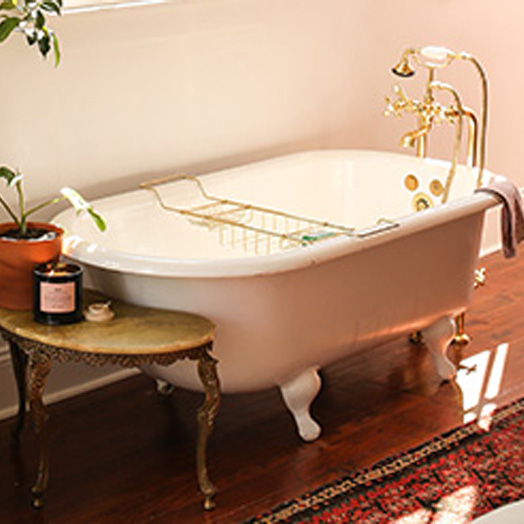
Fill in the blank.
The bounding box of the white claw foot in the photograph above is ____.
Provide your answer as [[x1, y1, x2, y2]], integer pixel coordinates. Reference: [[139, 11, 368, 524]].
[[421, 316, 457, 381], [280, 367, 322, 442], [156, 379, 175, 396]]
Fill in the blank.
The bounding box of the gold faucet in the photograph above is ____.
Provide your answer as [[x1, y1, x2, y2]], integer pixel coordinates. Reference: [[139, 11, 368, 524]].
[[389, 46, 490, 349], [429, 81, 464, 203], [385, 83, 458, 156], [387, 46, 488, 188], [387, 79, 465, 203]]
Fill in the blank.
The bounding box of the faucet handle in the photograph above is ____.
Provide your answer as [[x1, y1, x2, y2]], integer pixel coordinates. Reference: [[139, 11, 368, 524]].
[[384, 96, 402, 117], [384, 85, 411, 117]]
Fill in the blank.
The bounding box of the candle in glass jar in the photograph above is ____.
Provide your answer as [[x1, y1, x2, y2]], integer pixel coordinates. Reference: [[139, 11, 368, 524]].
[[33, 262, 83, 325]]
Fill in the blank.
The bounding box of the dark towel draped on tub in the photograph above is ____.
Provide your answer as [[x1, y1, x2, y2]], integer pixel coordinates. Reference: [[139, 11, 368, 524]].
[[475, 175, 524, 258]]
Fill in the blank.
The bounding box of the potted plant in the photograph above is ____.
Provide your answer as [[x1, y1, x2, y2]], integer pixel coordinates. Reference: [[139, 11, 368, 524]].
[[0, 168, 107, 311], [0, 0, 106, 309], [0, 0, 62, 65]]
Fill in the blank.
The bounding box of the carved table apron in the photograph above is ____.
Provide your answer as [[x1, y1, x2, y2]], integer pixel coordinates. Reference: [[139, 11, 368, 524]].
[[0, 289, 220, 510]]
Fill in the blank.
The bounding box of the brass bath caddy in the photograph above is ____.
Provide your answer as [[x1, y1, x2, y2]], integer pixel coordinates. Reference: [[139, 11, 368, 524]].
[[140, 175, 365, 255]]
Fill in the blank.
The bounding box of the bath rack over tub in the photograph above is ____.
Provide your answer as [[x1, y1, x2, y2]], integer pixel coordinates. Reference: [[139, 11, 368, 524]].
[[139, 175, 398, 255]]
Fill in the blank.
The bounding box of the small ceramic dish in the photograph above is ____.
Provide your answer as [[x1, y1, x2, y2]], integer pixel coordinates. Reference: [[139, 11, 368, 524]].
[[84, 302, 115, 322]]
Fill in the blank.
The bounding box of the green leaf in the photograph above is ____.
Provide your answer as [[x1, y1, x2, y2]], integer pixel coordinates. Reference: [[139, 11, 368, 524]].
[[87, 208, 107, 232], [60, 187, 107, 232], [0, 1, 17, 11], [0, 166, 20, 185], [0, 17, 19, 43], [25, 27, 37, 45], [51, 30, 59, 65], [35, 9, 44, 29], [37, 31, 50, 57], [9, 172, 23, 186], [41, 1, 61, 15], [60, 187, 87, 210]]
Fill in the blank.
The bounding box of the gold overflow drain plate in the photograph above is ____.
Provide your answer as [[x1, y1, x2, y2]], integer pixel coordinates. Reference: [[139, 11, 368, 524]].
[[412, 193, 433, 211], [404, 173, 445, 212]]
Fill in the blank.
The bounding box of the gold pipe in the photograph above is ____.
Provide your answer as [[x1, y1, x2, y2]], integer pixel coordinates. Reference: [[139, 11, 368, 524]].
[[443, 106, 478, 167], [463, 108, 478, 168], [401, 123, 432, 149], [429, 81, 464, 203], [454, 312, 471, 346], [398, 68, 435, 157], [416, 129, 427, 158], [417, 68, 436, 158], [453, 267, 486, 346], [456, 53, 488, 187]]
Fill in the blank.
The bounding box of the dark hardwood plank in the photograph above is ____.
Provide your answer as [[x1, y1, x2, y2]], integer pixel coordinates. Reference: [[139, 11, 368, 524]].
[[0, 249, 523, 523]]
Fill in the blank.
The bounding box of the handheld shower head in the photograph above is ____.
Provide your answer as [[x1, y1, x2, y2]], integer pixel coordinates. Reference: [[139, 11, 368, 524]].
[[391, 46, 456, 77], [417, 46, 456, 69], [392, 59, 415, 78], [392, 48, 416, 77]]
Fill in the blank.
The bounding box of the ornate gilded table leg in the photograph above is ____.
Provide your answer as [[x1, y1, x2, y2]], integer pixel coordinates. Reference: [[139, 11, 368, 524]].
[[196, 348, 220, 510], [28, 349, 52, 509], [8, 341, 28, 445]]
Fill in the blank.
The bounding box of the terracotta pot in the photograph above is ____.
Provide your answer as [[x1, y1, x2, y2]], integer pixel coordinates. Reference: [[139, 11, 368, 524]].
[[0, 222, 63, 310]]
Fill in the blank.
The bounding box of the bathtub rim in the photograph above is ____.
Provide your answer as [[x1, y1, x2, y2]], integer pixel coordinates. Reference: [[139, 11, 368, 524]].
[[55, 149, 502, 279], [58, 188, 498, 279]]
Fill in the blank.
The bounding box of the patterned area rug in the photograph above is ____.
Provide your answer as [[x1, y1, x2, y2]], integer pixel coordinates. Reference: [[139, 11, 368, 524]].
[[247, 397, 524, 523]]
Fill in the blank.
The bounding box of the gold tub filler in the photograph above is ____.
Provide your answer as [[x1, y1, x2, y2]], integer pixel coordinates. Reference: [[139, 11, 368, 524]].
[[139, 175, 398, 255]]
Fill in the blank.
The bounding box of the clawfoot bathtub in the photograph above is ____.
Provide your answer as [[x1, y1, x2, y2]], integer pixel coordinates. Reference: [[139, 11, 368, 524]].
[[55, 150, 498, 441]]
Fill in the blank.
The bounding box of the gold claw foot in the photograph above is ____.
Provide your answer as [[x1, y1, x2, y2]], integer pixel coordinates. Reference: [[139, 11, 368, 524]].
[[474, 267, 486, 289], [453, 312, 471, 347], [453, 332, 472, 346], [409, 331, 423, 345]]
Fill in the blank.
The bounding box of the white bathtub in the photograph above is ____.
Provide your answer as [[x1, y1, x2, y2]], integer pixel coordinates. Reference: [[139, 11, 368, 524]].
[[54, 150, 498, 441]]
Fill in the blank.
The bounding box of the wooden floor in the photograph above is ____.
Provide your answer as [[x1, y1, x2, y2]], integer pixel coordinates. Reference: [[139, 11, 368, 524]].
[[1, 250, 523, 523]]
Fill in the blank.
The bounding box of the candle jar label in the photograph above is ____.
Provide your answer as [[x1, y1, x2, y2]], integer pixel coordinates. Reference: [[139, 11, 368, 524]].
[[40, 282, 76, 313]]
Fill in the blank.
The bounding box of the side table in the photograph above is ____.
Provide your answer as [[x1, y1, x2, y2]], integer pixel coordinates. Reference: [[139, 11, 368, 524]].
[[0, 289, 220, 510]]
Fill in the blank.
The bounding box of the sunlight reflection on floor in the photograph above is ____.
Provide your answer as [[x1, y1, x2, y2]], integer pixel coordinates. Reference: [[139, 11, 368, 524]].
[[456, 343, 509, 430], [392, 485, 478, 523], [390, 343, 512, 523]]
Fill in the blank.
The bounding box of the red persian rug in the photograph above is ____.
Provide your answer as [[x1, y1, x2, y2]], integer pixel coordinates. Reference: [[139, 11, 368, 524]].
[[248, 397, 524, 523]]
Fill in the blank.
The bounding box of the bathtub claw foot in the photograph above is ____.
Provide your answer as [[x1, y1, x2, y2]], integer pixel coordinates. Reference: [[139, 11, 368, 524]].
[[421, 316, 457, 381], [453, 312, 471, 347], [409, 331, 423, 346], [280, 367, 322, 442], [156, 379, 175, 396]]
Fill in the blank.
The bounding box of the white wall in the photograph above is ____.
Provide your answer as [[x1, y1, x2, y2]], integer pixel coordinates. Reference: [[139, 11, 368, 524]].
[[1, 0, 367, 206], [1, 0, 523, 416], [2, 0, 523, 213]]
